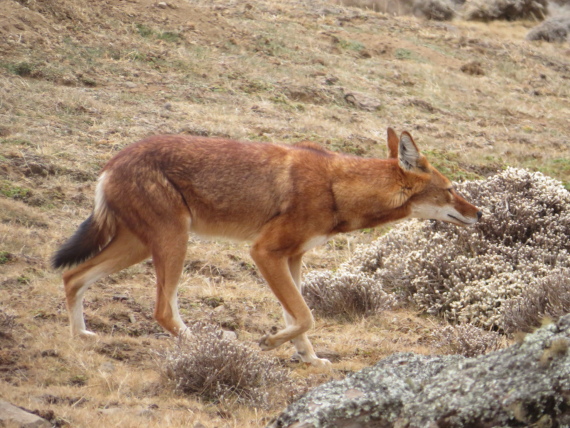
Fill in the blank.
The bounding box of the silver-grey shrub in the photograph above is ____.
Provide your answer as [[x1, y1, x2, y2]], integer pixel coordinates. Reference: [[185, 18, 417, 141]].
[[160, 323, 302, 409], [526, 14, 570, 43], [501, 269, 570, 333], [303, 269, 396, 321], [305, 168, 570, 333], [462, 0, 548, 21], [412, 0, 457, 20], [431, 323, 505, 356]]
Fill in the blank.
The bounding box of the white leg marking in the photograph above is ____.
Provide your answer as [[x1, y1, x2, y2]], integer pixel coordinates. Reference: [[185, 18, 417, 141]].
[[68, 262, 116, 338], [169, 292, 189, 334]]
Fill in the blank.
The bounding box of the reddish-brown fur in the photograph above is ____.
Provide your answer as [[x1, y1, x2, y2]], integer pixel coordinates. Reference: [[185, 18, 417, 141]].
[[53, 128, 481, 367]]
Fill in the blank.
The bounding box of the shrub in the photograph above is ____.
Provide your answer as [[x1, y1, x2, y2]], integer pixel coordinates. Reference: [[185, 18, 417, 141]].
[[431, 323, 505, 357], [462, 0, 548, 21], [412, 0, 456, 20], [501, 269, 570, 333], [0, 309, 16, 337], [526, 14, 570, 43], [307, 168, 570, 333], [303, 269, 397, 321], [160, 323, 302, 409]]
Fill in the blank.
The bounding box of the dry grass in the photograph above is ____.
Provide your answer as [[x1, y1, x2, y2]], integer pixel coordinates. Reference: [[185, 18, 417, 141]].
[[2, 0, 570, 426]]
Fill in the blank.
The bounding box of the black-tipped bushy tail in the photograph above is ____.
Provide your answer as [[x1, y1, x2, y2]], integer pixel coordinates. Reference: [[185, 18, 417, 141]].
[[52, 214, 107, 269]]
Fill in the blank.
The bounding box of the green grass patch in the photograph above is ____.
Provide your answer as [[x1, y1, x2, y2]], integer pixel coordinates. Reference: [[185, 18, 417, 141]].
[[424, 149, 482, 182], [394, 48, 424, 62], [157, 31, 181, 43], [0, 138, 33, 146], [526, 157, 570, 191], [0, 61, 37, 77], [135, 23, 154, 38], [0, 251, 13, 265], [269, 94, 305, 112], [135, 23, 181, 43], [0, 181, 32, 201], [338, 38, 365, 52]]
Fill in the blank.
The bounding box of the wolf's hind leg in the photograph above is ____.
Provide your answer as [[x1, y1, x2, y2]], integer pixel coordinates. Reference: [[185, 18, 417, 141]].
[[63, 225, 150, 337], [149, 217, 191, 337], [285, 254, 331, 367]]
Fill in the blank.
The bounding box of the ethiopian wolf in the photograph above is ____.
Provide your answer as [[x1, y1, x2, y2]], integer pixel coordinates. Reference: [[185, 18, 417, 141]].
[[53, 128, 481, 367]]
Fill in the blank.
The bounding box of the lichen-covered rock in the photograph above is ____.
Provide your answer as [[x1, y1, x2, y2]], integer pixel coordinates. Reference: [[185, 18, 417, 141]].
[[0, 400, 51, 428], [269, 315, 570, 428], [270, 353, 460, 428]]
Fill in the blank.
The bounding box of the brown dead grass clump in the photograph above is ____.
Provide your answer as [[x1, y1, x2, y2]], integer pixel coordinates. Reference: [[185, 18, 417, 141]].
[[0, 308, 17, 339], [160, 323, 304, 410], [460, 61, 485, 76]]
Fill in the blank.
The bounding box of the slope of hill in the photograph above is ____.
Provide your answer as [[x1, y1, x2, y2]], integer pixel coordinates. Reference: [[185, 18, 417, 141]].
[[1, 0, 569, 426]]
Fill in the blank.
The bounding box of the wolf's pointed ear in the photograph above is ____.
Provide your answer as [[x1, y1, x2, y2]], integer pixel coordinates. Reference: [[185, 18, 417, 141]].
[[398, 131, 421, 171], [387, 127, 399, 159]]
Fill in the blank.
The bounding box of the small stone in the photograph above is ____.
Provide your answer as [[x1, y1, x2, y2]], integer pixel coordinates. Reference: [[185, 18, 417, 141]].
[[137, 409, 156, 419], [99, 407, 122, 416], [99, 362, 115, 373]]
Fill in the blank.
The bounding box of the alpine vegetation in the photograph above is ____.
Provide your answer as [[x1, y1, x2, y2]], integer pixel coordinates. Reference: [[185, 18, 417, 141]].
[[304, 168, 570, 334], [303, 269, 397, 321], [160, 323, 302, 409]]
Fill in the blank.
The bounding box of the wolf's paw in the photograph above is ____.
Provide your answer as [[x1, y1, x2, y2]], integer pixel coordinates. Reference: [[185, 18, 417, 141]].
[[259, 334, 278, 351], [292, 352, 332, 368], [75, 330, 97, 339], [310, 357, 332, 368]]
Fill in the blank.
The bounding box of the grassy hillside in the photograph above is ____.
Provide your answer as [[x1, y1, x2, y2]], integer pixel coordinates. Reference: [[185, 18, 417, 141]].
[[1, 0, 569, 426]]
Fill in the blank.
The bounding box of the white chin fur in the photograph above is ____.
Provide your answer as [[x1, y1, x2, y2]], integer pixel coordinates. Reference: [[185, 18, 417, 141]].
[[411, 205, 476, 225]]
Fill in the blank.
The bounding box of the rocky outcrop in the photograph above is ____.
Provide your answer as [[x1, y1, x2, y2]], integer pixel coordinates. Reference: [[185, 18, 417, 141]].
[[0, 400, 50, 428], [269, 315, 570, 428]]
